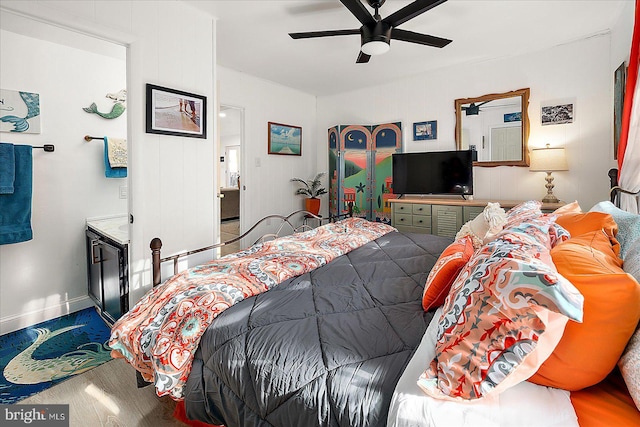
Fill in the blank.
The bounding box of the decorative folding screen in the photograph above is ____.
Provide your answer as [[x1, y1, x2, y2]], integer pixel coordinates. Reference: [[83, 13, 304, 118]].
[[329, 123, 402, 223]]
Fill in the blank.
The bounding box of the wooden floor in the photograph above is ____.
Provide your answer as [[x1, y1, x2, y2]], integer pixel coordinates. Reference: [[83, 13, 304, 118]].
[[220, 219, 240, 257], [21, 359, 189, 427], [16, 221, 241, 426]]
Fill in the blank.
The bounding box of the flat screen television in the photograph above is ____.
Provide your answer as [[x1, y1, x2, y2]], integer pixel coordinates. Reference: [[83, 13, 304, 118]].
[[392, 150, 474, 196]]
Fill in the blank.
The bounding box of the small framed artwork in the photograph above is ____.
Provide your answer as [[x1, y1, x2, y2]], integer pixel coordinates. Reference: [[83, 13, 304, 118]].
[[614, 62, 626, 159], [146, 84, 207, 138], [413, 120, 437, 140], [504, 112, 522, 122], [541, 103, 574, 126], [0, 89, 41, 134], [268, 122, 302, 156]]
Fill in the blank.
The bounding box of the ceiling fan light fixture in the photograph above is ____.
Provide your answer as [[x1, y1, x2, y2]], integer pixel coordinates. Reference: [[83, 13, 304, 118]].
[[361, 40, 390, 55]]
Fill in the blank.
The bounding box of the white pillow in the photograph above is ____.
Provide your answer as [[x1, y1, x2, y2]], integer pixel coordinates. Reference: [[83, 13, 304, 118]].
[[455, 202, 507, 248]]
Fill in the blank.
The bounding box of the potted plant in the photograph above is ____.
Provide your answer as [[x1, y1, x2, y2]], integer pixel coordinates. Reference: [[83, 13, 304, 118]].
[[291, 173, 327, 215]]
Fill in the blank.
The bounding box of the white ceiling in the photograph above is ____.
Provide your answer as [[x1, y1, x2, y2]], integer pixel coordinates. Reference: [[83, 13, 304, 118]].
[[186, 0, 630, 97]]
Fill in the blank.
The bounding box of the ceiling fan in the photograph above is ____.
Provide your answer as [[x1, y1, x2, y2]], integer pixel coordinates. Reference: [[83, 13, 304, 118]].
[[289, 0, 452, 63], [461, 101, 491, 116]]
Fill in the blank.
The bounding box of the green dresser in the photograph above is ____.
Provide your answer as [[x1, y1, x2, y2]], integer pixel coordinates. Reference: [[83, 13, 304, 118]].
[[390, 198, 564, 239]]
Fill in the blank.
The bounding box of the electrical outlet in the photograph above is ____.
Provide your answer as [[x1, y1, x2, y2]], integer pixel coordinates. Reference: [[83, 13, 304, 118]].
[[119, 185, 128, 199]]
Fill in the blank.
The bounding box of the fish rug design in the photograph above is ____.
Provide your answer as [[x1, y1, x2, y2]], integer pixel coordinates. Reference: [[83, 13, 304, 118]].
[[0, 307, 112, 404]]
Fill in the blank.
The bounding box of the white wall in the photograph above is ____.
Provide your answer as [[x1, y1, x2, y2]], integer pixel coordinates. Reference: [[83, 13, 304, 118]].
[[317, 33, 618, 211], [216, 66, 318, 236], [0, 0, 216, 327], [0, 20, 127, 333], [611, 1, 635, 75]]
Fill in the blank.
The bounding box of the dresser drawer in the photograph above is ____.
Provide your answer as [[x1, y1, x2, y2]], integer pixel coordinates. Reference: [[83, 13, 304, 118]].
[[411, 214, 431, 228], [393, 213, 412, 227], [412, 204, 431, 216], [393, 203, 413, 214]]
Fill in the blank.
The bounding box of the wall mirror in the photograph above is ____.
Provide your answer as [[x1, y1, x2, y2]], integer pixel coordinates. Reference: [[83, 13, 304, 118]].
[[455, 88, 530, 167]]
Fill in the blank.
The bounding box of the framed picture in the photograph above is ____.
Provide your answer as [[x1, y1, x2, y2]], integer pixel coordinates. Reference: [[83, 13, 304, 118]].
[[268, 122, 302, 156], [0, 89, 41, 134], [413, 120, 437, 140], [504, 112, 522, 122], [614, 62, 626, 160], [145, 84, 207, 138], [541, 103, 574, 126]]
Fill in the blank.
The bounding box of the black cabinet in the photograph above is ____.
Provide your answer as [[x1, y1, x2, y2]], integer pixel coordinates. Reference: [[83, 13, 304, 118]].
[[86, 227, 128, 324]]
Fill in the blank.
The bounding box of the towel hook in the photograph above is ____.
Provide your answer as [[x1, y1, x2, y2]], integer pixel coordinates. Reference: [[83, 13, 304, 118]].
[[84, 135, 102, 142]]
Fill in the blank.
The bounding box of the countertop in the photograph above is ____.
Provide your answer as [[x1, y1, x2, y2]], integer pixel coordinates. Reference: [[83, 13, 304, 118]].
[[86, 214, 129, 245]]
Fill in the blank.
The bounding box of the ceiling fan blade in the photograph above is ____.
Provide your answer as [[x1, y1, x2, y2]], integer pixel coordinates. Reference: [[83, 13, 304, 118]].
[[383, 0, 448, 28], [356, 51, 371, 63], [289, 29, 360, 39], [391, 28, 452, 48], [340, 0, 376, 26]]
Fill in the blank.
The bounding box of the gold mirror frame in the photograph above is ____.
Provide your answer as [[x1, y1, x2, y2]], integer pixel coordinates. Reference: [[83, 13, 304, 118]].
[[455, 88, 530, 167]]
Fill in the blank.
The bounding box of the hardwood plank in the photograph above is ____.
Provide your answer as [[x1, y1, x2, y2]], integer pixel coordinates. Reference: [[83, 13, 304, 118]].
[[21, 359, 187, 427]]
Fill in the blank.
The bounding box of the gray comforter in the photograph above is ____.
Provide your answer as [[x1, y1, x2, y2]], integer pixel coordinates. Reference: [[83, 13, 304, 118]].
[[183, 230, 451, 427]]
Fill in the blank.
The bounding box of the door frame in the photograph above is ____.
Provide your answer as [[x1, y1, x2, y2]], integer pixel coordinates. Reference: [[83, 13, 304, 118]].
[[217, 104, 245, 253]]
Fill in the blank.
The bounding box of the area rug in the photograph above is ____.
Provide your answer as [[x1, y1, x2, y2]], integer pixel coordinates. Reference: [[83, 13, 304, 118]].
[[0, 307, 112, 404]]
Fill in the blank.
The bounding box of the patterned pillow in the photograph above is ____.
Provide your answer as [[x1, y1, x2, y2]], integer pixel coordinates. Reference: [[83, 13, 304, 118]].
[[422, 236, 475, 311], [505, 200, 543, 228], [418, 216, 584, 400]]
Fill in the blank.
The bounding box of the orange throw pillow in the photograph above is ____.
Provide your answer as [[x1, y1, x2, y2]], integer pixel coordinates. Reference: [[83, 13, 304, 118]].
[[528, 231, 640, 390], [422, 236, 474, 311], [555, 212, 618, 240]]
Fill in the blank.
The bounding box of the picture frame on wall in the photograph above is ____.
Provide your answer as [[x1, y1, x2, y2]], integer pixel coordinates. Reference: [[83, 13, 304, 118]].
[[413, 120, 437, 140], [0, 89, 41, 134], [268, 121, 302, 156], [541, 103, 574, 126], [145, 84, 207, 138], [504, 112, 522, 122], [614, 61, 626, 160]]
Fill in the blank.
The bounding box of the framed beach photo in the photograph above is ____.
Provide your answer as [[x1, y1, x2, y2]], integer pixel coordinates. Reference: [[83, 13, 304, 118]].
[[146, 84, 207, 138], [268, 122, 302, 156], [413, 120, 437, 141]]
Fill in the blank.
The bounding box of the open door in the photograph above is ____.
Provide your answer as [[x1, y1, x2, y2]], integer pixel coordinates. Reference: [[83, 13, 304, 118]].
[[218, 105, 244, 256]]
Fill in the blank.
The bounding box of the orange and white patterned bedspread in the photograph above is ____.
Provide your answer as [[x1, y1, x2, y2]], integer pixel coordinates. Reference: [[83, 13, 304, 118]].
[[108, 218, 395, 400]]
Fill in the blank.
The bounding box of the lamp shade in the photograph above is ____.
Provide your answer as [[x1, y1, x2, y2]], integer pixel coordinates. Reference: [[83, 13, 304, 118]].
[[529, 145, 568, 172]]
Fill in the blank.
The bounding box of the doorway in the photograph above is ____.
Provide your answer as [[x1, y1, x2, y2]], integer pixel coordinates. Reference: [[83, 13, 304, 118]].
[[218, 105, 244, 256], [0, 10, 129, 332]]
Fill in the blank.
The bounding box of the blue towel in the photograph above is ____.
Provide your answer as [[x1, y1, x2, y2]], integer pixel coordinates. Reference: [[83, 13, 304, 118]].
[[103, 137, 127, 178], [0, 143, 15, 194], [0, 145, 32, 245]]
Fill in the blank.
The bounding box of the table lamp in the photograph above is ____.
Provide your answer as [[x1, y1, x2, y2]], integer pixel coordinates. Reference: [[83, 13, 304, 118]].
[[529, 144, 568, 203]]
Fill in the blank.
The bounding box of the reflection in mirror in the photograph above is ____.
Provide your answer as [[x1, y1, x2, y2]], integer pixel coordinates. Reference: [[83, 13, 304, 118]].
[[455, 88, 530, 167]]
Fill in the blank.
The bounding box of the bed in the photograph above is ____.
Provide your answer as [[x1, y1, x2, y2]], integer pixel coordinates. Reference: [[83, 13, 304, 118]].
[[108, 178, 640, 427]]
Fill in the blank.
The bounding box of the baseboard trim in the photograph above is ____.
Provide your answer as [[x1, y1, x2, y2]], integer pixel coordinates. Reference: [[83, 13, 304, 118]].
[[0, 296, 94, 335]]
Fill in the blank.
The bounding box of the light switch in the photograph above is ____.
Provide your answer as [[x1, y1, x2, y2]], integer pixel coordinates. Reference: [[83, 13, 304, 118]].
[[119, 185, 128, 199]]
